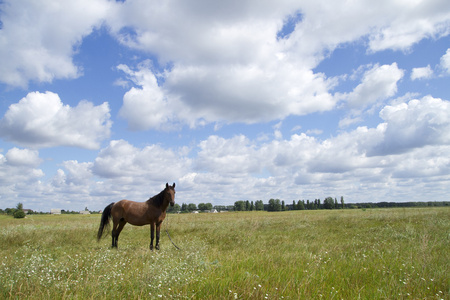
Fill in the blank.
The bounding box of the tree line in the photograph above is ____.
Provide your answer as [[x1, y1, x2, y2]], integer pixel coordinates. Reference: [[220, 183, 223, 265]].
[[2, 199, 449, 216], [168, 197, 449, 213]]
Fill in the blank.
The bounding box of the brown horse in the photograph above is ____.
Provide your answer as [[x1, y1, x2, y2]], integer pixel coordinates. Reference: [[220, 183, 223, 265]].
[[97, 183, 176, 250]]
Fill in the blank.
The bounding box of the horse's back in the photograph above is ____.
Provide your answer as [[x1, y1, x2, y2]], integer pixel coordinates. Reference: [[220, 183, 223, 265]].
[[112, 199, 151, 226]]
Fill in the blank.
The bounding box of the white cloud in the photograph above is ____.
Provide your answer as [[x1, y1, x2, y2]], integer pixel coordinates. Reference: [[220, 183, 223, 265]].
[[367, 0, 450, 52], [411, 65, 433, 80], [0, 91, 111, 149], [369, 96, 450, 155], [0, 148, 44, 199], [117, 62, 176, 131], [2, 95, 450, 208], [195, 135, 261, 175], [440, 48, 450, 73], [339, 63, 404, 109], [93, 139, 190, 183], [0, 0, 110, 87], [4, 148, 42, 167]]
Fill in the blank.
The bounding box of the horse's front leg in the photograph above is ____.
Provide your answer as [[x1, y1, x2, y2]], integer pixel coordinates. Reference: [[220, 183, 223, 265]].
[[150, 223, 155, 250], [155, 222, 162, 250]]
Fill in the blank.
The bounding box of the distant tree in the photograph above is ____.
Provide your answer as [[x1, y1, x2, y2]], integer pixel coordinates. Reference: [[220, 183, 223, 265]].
[[187, 203, 197, 212], [198, 203, 207, 211], [246, 200, 250, 211], [13, 203, 25, 219], [323, 197, 334, 209], [14, 210, 26, 218], [297, 200, 305, 210], [281, 200, 286, 211], [268, 199, 282, 211], [167, 203, 181, 213], [234, 201, 246, 211], [340, 196, 345, 209], [250, 201, 254, 211], [255, 200, 264, 211], [335, 198, 339, 209], [214, 205, 227, 211]]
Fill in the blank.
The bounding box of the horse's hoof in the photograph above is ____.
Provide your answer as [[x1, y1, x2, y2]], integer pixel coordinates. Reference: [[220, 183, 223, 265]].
[[150, 245, 153, 251], [155, 245, 160, 250]]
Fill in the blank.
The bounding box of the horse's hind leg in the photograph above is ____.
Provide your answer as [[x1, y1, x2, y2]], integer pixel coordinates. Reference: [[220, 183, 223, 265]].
[[111, 219, 119, 248], [112, 218, 126, 248], [113, 219, 126, 248]]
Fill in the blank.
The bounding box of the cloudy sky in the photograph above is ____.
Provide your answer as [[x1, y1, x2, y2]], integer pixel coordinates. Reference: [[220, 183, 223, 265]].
[[1, 0, 450, 212]]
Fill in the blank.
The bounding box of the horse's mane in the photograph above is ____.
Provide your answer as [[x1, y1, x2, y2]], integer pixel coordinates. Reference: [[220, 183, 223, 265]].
[[147, 188, 166, 207]]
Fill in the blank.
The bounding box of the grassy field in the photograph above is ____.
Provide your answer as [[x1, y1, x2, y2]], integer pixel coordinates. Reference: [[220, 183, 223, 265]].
[[0, 207, 448, 299]]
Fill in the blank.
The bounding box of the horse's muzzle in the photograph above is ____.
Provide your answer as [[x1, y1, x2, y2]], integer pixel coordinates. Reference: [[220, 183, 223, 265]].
[[170, 202, 175, 207]]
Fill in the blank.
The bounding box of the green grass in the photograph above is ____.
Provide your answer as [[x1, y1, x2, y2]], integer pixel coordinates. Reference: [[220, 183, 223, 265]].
[[1, 208, 449, 299]]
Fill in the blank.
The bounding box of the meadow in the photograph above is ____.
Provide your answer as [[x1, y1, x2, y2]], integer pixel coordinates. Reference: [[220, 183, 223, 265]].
[[0, 207, 448, 299]]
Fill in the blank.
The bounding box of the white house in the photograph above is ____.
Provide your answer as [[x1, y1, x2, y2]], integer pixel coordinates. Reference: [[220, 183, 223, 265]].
[[50, 209, 61, 215]]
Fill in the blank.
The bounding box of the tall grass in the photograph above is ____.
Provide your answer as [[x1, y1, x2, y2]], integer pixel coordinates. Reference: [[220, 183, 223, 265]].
[[0, 208, 448, 299]]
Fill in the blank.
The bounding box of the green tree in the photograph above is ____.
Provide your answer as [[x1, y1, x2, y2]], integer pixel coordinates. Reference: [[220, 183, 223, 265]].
[[297, 200, 305, 210], [268, 199, 281, 211], [281, 200, 286, 211], [13, 203, 26, 219], [234, 201, 246, 211], [187, 203, 197, 212], [255, 200, 264, 211], [341, 196, 345, 209], [323, 197, 335, 209], [167, 203, 181, 213]]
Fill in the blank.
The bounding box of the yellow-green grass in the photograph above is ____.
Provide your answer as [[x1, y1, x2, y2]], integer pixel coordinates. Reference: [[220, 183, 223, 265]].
[[1, 208, 448, 299]]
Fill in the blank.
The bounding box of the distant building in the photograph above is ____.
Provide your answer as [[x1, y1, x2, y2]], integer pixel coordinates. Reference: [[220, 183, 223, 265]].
[[79, 210, 90, 215], [50, 209, 61, 215]]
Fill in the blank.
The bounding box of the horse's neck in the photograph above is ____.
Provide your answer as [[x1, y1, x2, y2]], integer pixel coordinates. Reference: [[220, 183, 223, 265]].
[[148, 195, 170, 211], [159, 200, 169, 212]]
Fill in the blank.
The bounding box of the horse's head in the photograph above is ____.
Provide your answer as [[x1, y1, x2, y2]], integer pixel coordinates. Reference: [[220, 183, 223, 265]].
[[165, 182, 176, 207]]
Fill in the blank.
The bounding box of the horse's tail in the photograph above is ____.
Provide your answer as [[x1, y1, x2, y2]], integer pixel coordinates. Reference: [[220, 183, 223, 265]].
[[97, 202, 114, 241]]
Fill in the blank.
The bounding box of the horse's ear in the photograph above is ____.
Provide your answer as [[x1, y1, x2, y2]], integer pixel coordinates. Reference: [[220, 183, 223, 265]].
[[172, 182, 176, 188], [166, 183, 169, 188]]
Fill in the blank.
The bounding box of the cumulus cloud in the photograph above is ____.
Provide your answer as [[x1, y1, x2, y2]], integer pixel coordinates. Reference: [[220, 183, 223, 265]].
[[4, 148, 42, 167], [440, 48, 450, 73], [110, 0, 448, 129], [411, 65, 433, 80], [117, 62, 176, 131], [195, 135, 261, 175], [0, 148, 44, 198], [369, 96, 450, 155], [339, 63, 404, 109], [93, 139, 190, 183], [367, 0, 450, 52], [0, 91, 111, 149], [0, 0, 110, 87]]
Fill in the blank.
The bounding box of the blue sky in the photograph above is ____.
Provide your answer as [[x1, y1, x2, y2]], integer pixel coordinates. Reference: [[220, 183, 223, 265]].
[[1, 0, 450, 212]]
